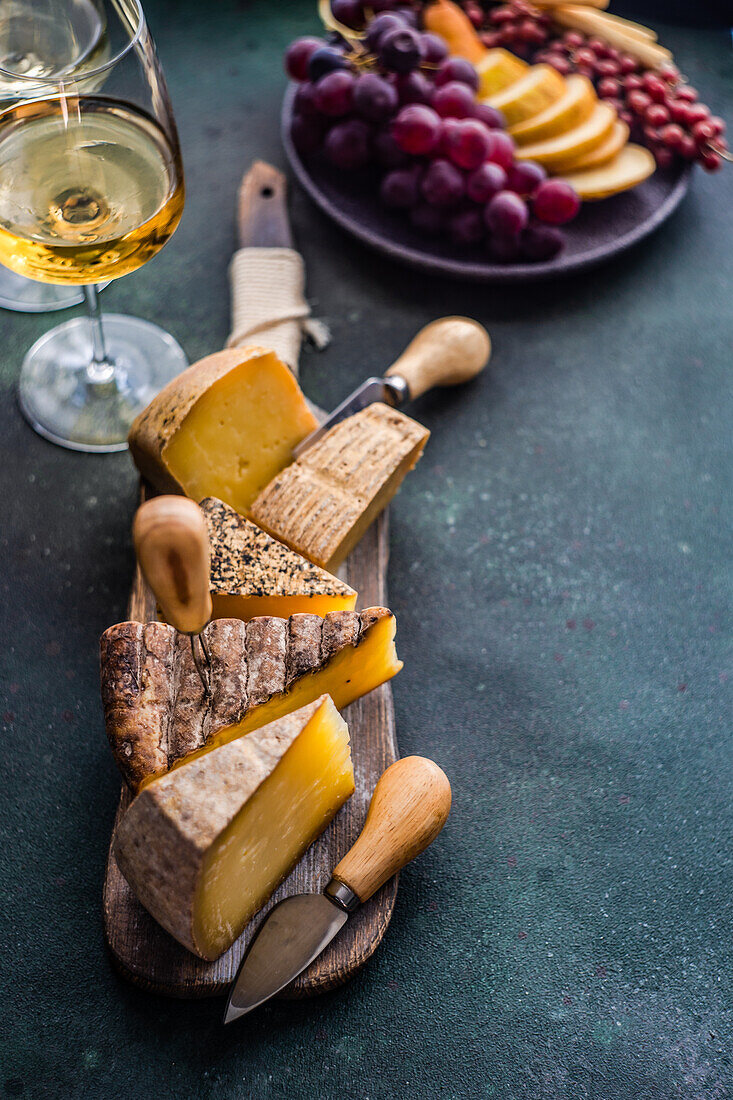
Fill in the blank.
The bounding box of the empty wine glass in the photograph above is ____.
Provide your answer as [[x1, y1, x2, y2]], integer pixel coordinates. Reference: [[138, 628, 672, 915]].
[[0, 0, 187, 450]]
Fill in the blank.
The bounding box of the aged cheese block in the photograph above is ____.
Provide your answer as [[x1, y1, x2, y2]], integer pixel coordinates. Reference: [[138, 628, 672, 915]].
[[249, 403, 429, 571], [101, 607, 401, 792], [114, 695, 355, 960], [200, 497, 356, 621], [127, 347, 318, 514]]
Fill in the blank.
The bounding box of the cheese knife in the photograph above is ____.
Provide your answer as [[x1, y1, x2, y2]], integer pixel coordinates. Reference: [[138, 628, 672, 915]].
[[292, 316, 491, 457], [132, 496, 213, 691], [224, 754, 452, 1022]]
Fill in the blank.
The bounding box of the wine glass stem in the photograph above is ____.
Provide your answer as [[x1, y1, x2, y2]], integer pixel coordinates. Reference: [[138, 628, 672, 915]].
[[83, 283, 116, 386]]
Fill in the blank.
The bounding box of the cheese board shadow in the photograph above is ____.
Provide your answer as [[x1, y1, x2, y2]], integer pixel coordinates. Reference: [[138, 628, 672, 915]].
[[103, 496, 399, 1000]]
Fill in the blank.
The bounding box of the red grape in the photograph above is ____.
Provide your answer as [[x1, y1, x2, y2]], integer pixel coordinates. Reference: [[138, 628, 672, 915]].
[[324, 118, 371, 169], [653, 147, 674, 169], [488, 233, 523, 263], [314, 70, 355, 116], [677, 134, 697, 160], [466, 161, 507, 203], [708, 116, 726, 136], [379, 27, 422, 73], [627, 90, 652, 113], [487, 130, 516, 171], [380, 166, 422, 208], [435, 57, 479, 91], [308, 47, 351, 83], [641, 73, 667, 102], [575, 48, 596, 70], [596, 58, 620, 78], [294, 82, 319, 118], [485, 190, 529, 235], [443, 118, 493, 170], [624, 74, 644, 92], [563, 31, 585, 48], [598, 77, 621, 99], [521, 224, 564, 261], [692, 119, 717, 144], [490, 6, 516, 25], [432, 81, 477, 119], [448, 206, 485, 245], [545, 55, 571, 76], [619, 54, 639, 75], [291, 113, 325, 154], [392, 104, 442, 154], [685, 103, 711, 127], [396, 71, 433, 105], [285, 38, 324, 83], [701, 150, 722, 171], [421, 158, 466, 206], [365, 12, 403, 50], [374, 126, 410, 167], [518, 19, 547, 46], [676, 86, 699, 103], [660, 123, 685, 149], [644, 103, 669, 128], [472, 103, 505, 129], [533, 179, 580, 226], [420, 32, 449, 65], [507, 160, 546, 196], [588, 36, 609, 58], [330, 0, 364, 29], [353, 72, 398, 121]]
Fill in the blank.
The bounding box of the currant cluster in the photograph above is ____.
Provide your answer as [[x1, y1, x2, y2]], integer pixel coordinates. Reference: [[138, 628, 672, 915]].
[[479, 0, 553, 58], [534, 31, 727, 171], [285, 9, 580, 262]]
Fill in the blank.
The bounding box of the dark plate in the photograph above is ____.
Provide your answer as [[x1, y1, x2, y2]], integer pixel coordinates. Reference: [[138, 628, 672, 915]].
[[281, 85, 692, 283]]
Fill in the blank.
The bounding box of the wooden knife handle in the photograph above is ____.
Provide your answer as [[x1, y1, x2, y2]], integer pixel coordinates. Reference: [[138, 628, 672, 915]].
[[385, 317, 491, 401], [132, 497, 212, 635], [332, 756, 451, 904]]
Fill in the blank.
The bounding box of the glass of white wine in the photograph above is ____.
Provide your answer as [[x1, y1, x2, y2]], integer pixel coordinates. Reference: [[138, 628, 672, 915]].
[[0, 0, 187, 451], [0, 0, 110, 312]]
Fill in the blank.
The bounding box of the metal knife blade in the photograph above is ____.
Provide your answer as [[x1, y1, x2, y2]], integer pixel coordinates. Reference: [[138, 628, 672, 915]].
[[224, 893, 348, 1023], [292, 375, 407, 458]]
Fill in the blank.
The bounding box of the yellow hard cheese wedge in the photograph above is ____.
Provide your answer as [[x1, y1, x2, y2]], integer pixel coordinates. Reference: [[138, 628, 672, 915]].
[[515, 102, 616, 170], [476, 48, 529, 98], [200, 497, 356, 621], [486, 64, 566, 127], [250, 403, 429, 572], [557, 119, 629, 172], [128, 347, 318, 515], [560, 143, 656, 200], [509, 74, 596, 145], [101, 608, 401, 792], [114, 695, 355, 960]]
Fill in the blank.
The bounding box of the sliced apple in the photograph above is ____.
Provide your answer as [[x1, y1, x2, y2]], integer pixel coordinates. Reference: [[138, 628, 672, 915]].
[[485, 64, 566, 127], [558, 119, 629, 172], [509, 75, 596, 145], [560, 144, 656, 201], [476, 48, 529, 98], [515, 102, 616, 170]]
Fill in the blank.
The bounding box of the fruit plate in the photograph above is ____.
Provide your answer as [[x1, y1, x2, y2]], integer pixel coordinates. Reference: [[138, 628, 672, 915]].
[[281, 85, 691, 284]]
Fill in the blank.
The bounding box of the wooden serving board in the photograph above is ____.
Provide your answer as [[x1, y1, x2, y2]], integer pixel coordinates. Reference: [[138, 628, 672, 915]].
[[102, 511, 399, 999]]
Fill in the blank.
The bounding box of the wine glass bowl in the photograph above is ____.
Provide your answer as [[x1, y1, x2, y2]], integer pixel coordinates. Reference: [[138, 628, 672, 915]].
[[0, 0, 188, 451]]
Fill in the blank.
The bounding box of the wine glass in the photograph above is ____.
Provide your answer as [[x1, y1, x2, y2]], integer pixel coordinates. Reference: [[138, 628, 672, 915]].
[[0, 0, 110, 312], [0, 0, 187, 451]]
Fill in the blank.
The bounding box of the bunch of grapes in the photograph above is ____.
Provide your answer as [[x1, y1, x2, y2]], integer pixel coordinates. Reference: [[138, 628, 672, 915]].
[[285, 8, 580, 263], [533, 31, 727, 172], [479, 0, 553, 58]]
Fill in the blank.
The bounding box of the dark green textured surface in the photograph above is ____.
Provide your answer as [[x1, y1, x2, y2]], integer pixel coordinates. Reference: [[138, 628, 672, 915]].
[[0, 4, 731, 1097]]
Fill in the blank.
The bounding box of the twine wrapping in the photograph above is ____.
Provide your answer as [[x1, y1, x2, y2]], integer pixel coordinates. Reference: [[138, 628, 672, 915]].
[[226, 247, 330, 372]]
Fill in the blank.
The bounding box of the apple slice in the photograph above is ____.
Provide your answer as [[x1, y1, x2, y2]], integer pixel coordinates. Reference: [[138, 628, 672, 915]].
[[557, 120, 629, 172], [476, 48, 529, 99], [515, 102, 616, 170], [509, 75, 596, 145], [560, 144, 656, 200], [485, 64, 566, 127]]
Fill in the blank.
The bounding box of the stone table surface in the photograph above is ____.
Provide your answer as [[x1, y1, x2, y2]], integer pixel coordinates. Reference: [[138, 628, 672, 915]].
[[0, 3, 731, 1098]]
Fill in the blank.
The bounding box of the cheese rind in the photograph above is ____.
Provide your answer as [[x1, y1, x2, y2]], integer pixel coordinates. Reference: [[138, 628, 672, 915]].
[[114, 696, 355, 960], [250, 403, 429, 571], [101, 608, 402, 792], [128, 347, 318, 513], [200, 497, 357, 621]]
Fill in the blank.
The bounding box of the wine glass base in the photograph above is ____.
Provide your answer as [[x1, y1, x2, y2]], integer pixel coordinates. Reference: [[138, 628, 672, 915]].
[[0, 265, 88, 313], [18, 314, 188, 452]]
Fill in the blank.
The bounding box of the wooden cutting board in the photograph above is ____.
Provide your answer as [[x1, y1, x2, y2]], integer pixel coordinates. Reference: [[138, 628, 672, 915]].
[[102, 509, 399, 999]]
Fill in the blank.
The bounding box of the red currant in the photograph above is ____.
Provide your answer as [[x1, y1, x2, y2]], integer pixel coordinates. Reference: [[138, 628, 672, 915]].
[[598, 77, 621, 99], [701, 150, 722, 171], [619, 54, 639, 75], [645, 103, 669, 127], [596, 59, 621, 78], [642, 74, 668, 102], [659, 123, 685, 149], [676, 86, 699, 103], [627, 90, 652, 114], [692, 119, 717, 144], [654, 147, 674, 169]]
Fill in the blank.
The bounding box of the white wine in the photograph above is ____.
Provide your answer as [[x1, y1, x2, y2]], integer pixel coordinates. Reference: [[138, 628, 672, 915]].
[[0, 0, 108, 100], [0, 96, 184, 283]]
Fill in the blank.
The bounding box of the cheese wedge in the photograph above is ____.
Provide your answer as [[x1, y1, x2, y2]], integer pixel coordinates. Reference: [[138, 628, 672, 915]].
[[515, 102, 616, 170], [559, 143, 656, 200], [250, 403, 429, 572], [200, 497, 356, 621], [101, 608, 401, 792], [556, 120, 630, 173], [128, 347, 318, 515], [509, 75, 596, 145], [476, 48, 529, 98], [486, 65, 566, 128], [114, 695, 355, 960]]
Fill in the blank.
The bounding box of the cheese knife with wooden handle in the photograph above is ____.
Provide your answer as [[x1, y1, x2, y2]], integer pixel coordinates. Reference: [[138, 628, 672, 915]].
[[293, 316, 491, 457], [132, 496, 213, 690], [224, 755, 452, 1022]]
